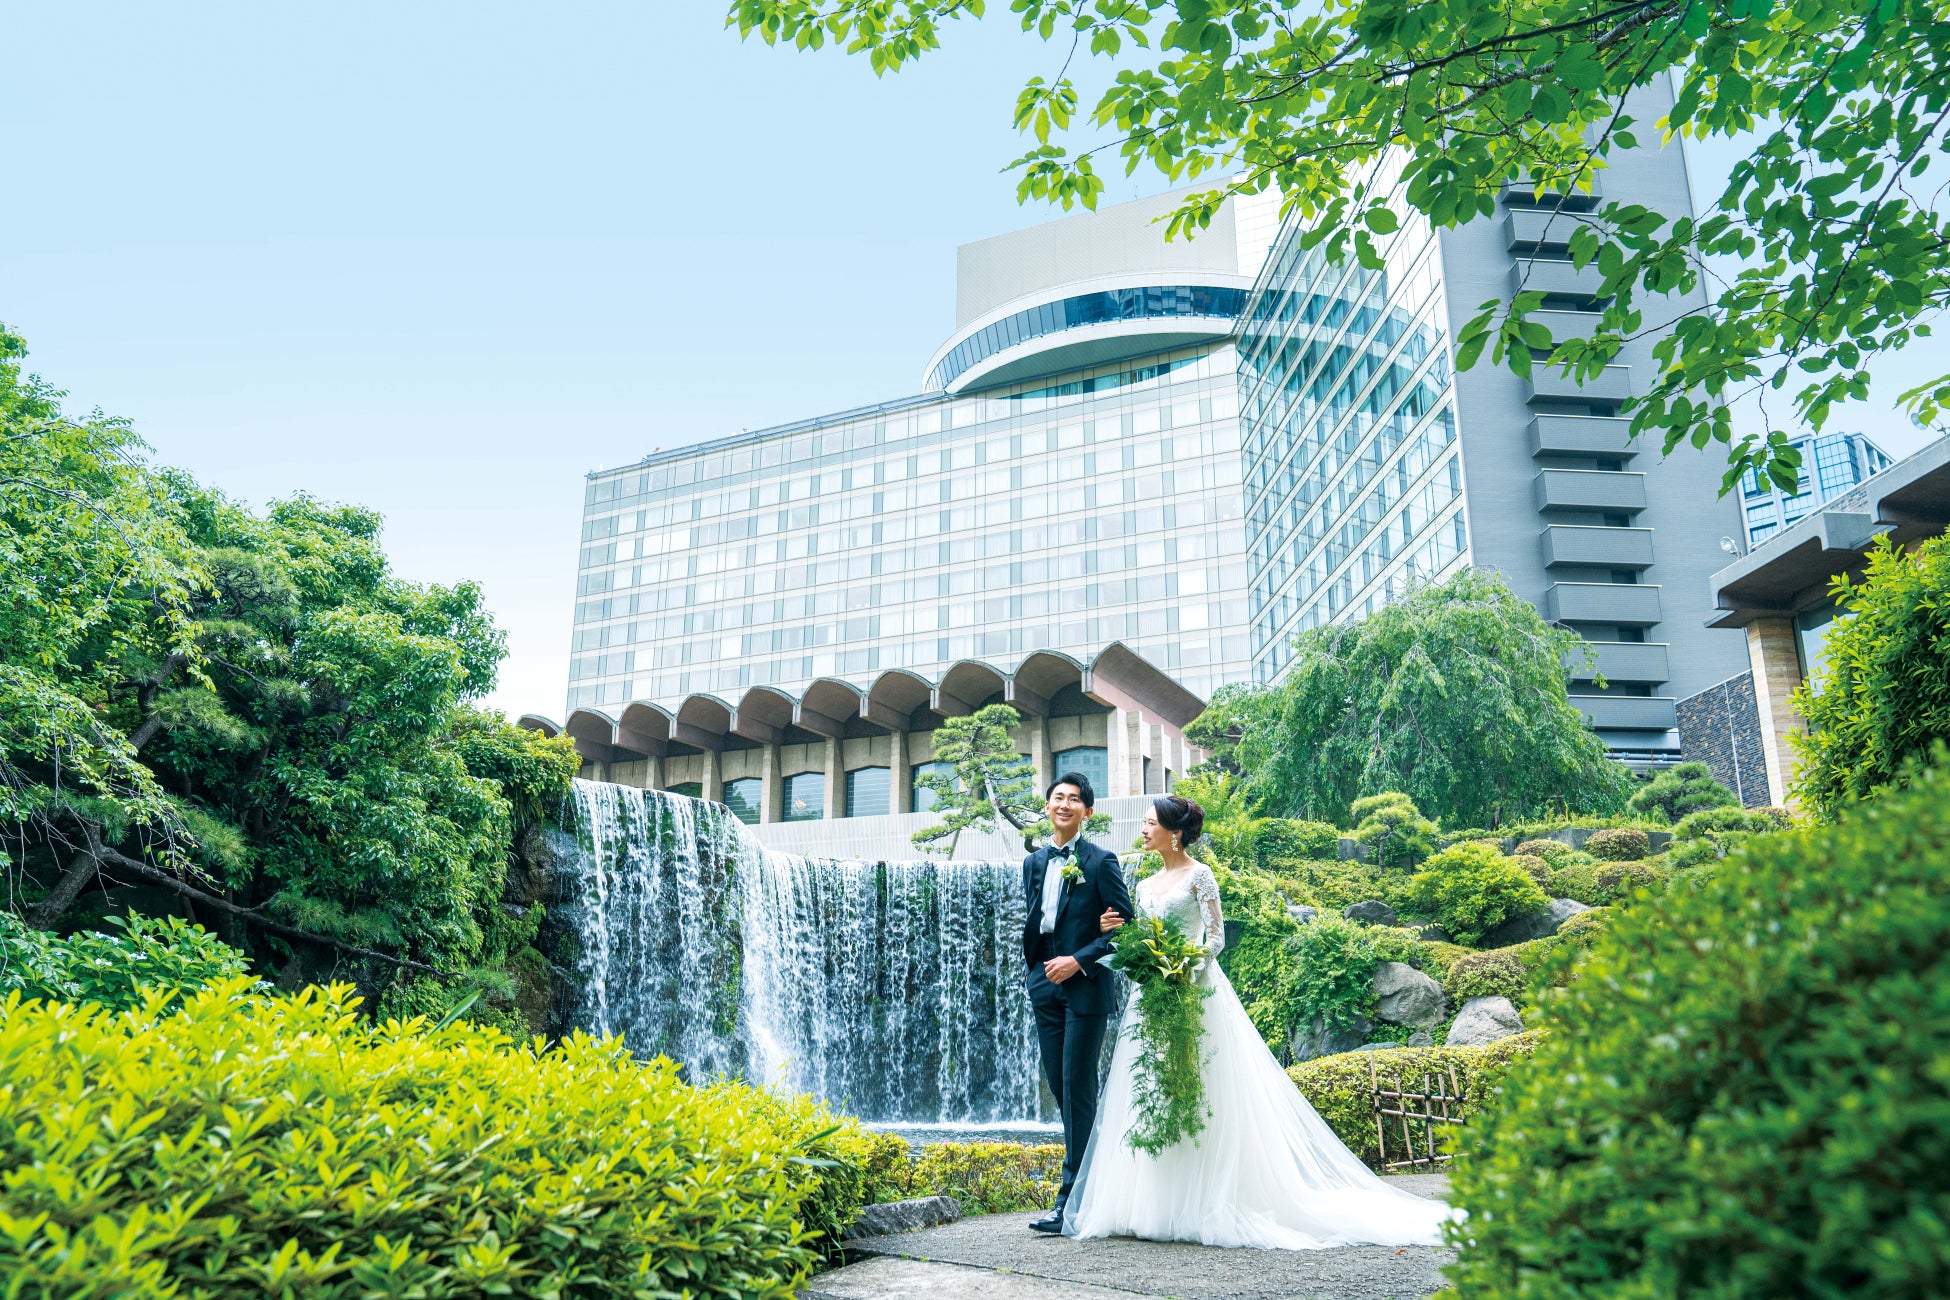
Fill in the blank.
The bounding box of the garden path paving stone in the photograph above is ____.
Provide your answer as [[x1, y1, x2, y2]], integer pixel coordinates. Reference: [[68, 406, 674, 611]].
[[805, 1174, 1452, 1300]]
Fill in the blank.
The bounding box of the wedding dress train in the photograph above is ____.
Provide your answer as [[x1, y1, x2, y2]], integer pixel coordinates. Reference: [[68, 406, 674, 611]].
[[1062, 864, 1455, 1250]]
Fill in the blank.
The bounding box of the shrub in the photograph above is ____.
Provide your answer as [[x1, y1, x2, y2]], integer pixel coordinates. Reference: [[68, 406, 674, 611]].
[[1627, 761, 1739, 823], [0, 911, 252, 1012], [1404, 842, 1550, 945], [1414, 940, 1475, 983], [0, 980, 872, 1296], [1251, 817, 1342, 865], [1351, 791, 1439, 868], [1443, 754, 1950, 1296], [1262, 859, 1416, 912], [1666, 838, 1721, 869], [1513, 838, 1576, 869], [1287, 1034, 1542, 1169], [1594, 859, 1667, 899], [894, 1143, 1066, 1214], [1445, 946, 1530, 1006], [1508, 853, 1553, 886], [1585, 827, 1650, 861], [1287, 913, 1386, 1036], [1791, 536, 1950, 820]]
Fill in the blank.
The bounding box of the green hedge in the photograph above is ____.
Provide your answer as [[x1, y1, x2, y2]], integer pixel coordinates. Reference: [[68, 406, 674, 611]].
[[1444, 757, 1950, 1297], [0, 979, 876, 1297], [1250, 817, 1342, 865], [868, 1142, 1066, 1214], [0, 911, 251, 1013], [1286, 1035, 1542, 1169], [1552, 858, 1669, 906]]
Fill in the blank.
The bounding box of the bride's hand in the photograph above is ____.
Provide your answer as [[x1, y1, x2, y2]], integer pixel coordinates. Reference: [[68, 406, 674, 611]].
[[1099, 909, 1125, 933]]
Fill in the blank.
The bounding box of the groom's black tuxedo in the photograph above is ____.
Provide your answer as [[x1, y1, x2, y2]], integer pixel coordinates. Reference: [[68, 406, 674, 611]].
[[1023, 836, 1134, 1211]]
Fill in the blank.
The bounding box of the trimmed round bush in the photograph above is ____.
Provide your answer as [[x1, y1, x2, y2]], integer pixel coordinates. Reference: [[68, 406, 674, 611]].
[[0, 980, 873, 1297], [1514, 838, 1576, 869], [1445, 758, 1950, 1296], [1627, 760, 1739, 823], [1508, 852, 1553, 886], [1444, 946, 1530, 1006], [1594, 859, 1667, 899], [1404, 841, 1550, 946], [1586, 827, 1651, 861], [1287, 1035, 1541, 1169], [1251, 817, 1342, 865]]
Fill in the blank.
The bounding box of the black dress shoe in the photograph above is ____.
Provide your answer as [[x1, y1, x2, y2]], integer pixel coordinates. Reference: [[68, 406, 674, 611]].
[[1028, 1209, 1064, 1234]]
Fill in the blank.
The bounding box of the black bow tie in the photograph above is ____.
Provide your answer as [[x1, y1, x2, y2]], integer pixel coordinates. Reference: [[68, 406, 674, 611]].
[[1050, 845, 1075, 861]]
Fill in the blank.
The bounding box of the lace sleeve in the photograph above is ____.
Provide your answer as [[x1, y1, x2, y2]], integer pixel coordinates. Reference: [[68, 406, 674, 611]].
[[1193, 865, 1225, 959]]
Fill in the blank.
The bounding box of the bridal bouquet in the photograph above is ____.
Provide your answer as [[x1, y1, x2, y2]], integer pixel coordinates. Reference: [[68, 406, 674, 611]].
[[1105, 914, 1211, 1154]]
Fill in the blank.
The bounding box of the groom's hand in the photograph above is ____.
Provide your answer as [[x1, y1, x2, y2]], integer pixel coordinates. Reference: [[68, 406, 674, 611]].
[[1043, 955, 1082, 984]]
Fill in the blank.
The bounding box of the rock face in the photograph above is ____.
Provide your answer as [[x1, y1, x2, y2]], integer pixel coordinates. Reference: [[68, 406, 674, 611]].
[[1447, 996, 1526, 1047], [1372, 961, 1447, 1027], [1407, 1029, 1434, 1047], [1287, 904, 1318, 925], [1477, 897, 1593, 949], [843, 1196, 964, 1240], [1343, 900, 1398, 927], [1289, 1012, 1372, 1063]]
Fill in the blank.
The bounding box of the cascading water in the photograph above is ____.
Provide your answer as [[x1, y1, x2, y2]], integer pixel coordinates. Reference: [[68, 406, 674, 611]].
[[557, 779, 1052, 1124]]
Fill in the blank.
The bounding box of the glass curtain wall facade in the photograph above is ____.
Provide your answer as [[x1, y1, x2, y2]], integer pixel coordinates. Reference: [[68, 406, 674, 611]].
[[1237, 200, 1467, 680], [1740, 432, 1893, 545], [569, 345, 1252, 713]]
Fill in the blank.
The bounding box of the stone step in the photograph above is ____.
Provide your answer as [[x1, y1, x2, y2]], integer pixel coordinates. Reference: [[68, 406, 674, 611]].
[[802, 1256, 1139, 1300]]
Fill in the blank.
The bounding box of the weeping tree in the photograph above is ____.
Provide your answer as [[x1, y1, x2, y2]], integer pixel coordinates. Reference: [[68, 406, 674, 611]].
[[1223, 570, 1633, 828]]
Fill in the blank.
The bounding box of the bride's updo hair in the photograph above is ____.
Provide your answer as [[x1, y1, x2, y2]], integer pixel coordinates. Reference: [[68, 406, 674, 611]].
[[1152, 794, 1205, 847]]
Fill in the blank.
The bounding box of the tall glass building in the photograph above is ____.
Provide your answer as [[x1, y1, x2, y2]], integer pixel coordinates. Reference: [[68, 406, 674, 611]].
[[569, 189, 1280, 715], [1234, 80, 1751, 759], [1738, 431, 1892, 545]]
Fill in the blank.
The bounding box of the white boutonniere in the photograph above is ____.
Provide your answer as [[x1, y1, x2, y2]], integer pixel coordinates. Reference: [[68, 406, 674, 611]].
[[1060, 862, 1085, 885]]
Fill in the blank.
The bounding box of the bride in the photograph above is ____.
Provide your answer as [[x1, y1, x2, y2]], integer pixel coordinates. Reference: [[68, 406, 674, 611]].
[[1061, 794, 1455, 1250]]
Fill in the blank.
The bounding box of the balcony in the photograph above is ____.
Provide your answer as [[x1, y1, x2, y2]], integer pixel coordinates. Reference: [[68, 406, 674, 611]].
[[1504, 208, 1603, 251], [1576, 695, 1679, 731], [1529, 414, 1636, 458], [1545, 582, 1663, 625], [1534, 469, 1648, 513], [1526, 364, 1633, 405], [1502, 174, 1602, 207], [1529, 308, 1603, 343], [1541, 525, 1655, 569], [1510, 257, 1606, 299], [1567, 641, 1670, 684]]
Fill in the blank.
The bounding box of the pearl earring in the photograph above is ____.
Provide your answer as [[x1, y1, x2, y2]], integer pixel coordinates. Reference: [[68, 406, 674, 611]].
[[1173, 833, 1182, 851]]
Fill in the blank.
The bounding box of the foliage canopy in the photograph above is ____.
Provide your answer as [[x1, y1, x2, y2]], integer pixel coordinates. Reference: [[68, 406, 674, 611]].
[[1792, 535, 1950, 820], [729, 0, 1950, 489]]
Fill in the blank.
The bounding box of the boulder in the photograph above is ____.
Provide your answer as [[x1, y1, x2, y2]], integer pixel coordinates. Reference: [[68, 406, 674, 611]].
[[1343, 900, 1398, 927], [1287, 904, 1318, 925], [1416, 922, 1455, 943], [1289, 1013, 1372, 1063], [1407, 1030, 1434, 1047], [1447, 996, 1526, 1047], [843, 1195, 964, 1240], [1477, 897, 1593, 949], [1372, 961, 1447, 1028]]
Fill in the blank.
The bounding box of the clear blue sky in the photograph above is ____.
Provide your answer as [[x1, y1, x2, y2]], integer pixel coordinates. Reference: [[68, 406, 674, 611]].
[[4, 3, 1940, 719]]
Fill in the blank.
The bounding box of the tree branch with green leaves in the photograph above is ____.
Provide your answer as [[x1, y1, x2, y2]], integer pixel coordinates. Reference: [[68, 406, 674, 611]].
[[730, 0, 1950, 491]]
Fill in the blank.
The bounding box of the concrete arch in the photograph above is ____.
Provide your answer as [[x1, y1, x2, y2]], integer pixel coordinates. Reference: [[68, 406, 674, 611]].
[[1085, 641, 1206, 729], [564, 708, 623, 764], [867, 669, 935, 726], [673, 694, 733, 751], [1009, 649, 1087, 715], [731, 686, 797, 746], [516, 714, 561, 738], [799, 677, 867, 736], [935, 660, 1008, 716], [616, 701, 673, 757]]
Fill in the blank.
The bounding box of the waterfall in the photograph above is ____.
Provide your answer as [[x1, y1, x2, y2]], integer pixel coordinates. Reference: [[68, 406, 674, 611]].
[[557, 779, 1051, 1124]]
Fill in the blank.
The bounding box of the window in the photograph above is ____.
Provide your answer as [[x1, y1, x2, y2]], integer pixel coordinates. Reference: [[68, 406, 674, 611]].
[[669, 781, 703, 800], [1053, 747, 1110, 803], [846, 767, 890, 818], [723, 778, 763, 825], [912, 760, 955, 813], [784, 772, 825, 821]]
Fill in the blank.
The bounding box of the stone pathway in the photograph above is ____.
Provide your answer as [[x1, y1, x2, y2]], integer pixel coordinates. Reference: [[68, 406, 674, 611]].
[[803, 1174, 1452, 1300]]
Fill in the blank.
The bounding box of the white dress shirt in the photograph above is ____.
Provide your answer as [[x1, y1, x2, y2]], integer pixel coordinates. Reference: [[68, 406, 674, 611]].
[[1040, 838, 1079, 934]]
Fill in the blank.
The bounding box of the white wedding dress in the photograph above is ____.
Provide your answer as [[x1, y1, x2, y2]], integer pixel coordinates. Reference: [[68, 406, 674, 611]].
[[1062, 863, 1456, 1249]]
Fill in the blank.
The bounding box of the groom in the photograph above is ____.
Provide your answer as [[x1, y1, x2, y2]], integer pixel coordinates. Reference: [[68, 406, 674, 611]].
[[1022, 771, 1134, 1233]]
